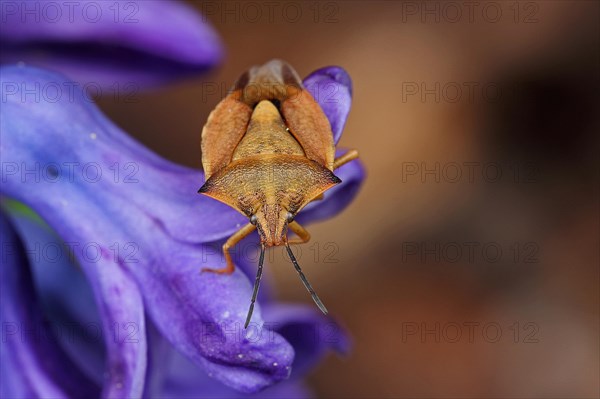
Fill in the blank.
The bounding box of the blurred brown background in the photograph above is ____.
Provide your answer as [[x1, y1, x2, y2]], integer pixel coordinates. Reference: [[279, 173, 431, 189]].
[[97, 1, 599, 397]]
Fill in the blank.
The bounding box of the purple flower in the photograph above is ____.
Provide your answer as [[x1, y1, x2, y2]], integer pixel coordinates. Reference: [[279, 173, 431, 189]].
[[0, 0, 224, 89], [0, 63, 364, 397]]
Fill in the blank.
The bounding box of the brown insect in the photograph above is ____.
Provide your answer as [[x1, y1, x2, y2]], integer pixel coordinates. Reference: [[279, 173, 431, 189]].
[[198, 60, 359, 327]]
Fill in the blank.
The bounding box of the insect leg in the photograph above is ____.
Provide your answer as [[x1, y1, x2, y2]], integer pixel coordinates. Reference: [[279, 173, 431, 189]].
[[201, 223, 256, 274], [286, 221, 311, 245], [333, 149, 359, 170]]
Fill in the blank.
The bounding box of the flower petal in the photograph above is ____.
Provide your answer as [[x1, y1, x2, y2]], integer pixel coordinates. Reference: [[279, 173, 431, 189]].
[[0, 65, 243, 244], [0, 1, 223, 88], [132, 240, 294, 392], [1, 67, 150, 398], [262, 304, 351, 376], [0, 212, 100, 398], [4, 202, 106, 386], [162, 351, 311, 398], [147, 327, 311, 399], [300, 66, 364, 223], [303, 66, 353, 144], [14, 208, 147, 399]]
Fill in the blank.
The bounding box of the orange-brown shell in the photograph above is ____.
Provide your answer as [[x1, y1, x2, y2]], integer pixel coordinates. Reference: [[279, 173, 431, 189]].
[[200, 59, 335, 180], [199, 60, 340, 245]]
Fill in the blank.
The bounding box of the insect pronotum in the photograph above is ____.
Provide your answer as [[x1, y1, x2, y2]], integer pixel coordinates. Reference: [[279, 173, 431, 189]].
[[198, 60, 359, 327]]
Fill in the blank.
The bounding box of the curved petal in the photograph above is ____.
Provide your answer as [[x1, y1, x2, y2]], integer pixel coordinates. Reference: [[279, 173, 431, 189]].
[[6, 204, 296, 394], [132, 239, 295, 393], [1, 66, 150, 398], [303, 66, 353, 144], [148, 327, 311, 399], [0, 1, 223, 88], [262, 304, 351, 376], [300, 66, 364, 223], [0, 65, 243, 244], [16, 206, 147, 399], [0, 212, 100, 399], [162, 351, 311, 398], [5, 202, 106, 386]]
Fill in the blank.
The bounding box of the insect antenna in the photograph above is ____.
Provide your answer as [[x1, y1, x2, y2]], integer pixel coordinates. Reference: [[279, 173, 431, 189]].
[[244, 244, 266, 328], [285, 243, 328, 315]]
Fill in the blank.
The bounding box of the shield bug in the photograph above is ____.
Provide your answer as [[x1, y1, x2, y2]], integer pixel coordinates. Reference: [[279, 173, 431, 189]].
[[198, 59, 359, 327]]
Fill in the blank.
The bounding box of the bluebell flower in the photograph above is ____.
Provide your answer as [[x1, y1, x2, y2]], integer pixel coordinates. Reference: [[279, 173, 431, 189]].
[[0, 62, 365, 397]]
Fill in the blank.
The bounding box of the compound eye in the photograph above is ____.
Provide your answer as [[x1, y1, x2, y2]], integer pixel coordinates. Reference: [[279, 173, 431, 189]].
[[249, 214, 258, 225], [286, 212, 294, 223]]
